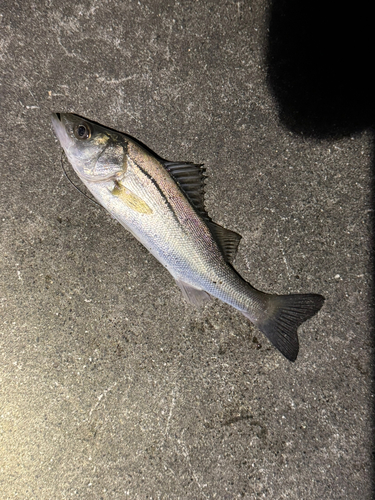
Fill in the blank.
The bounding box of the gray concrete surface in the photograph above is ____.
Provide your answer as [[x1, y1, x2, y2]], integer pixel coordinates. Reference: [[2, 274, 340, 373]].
[[0, 1, 373, 498]]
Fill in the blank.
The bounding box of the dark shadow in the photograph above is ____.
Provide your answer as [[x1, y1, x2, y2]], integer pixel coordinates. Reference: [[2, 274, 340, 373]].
[[266, 0, 374, 493], [267, 1, 374, 138]]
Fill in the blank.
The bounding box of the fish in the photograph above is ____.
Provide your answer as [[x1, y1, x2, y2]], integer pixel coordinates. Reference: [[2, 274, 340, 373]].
[[51, 112, 324, 361]]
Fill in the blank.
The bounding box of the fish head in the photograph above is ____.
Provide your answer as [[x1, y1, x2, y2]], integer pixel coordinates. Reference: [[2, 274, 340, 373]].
[[51, 113, 127, 182]]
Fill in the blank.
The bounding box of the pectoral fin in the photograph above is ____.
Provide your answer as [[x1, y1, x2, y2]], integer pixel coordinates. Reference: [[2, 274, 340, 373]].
[[112, 183, 153, 214], [175, 279, 211, 307]]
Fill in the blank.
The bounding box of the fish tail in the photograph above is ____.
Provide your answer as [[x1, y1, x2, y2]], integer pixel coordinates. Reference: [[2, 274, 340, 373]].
[[244, 293, 325, 362]]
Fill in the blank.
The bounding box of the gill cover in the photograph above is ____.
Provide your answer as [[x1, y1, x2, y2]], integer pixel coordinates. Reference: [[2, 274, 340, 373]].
[[51, 113, 127, 182]]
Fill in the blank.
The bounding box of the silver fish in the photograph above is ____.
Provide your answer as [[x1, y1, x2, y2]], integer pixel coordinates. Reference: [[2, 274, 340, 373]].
[[51, 113, 324, 361]]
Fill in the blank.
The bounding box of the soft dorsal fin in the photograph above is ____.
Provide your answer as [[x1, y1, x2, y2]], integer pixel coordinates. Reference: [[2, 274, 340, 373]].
[[207, 221, 242, 264], [163, 161, 207, 218]]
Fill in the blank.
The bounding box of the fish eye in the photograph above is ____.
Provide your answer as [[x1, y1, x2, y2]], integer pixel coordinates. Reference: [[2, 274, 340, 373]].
[[74, 123, 91, 140]]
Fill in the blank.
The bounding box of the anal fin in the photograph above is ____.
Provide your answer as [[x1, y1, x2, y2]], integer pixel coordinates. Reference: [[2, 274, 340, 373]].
[[175, 279, 211, 307]]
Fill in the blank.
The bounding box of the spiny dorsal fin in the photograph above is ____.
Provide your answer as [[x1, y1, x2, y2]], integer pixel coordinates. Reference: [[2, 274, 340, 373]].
[[164, 161, 242, 263], [163, 161, 207, 218], [207, 221, 242, 264]]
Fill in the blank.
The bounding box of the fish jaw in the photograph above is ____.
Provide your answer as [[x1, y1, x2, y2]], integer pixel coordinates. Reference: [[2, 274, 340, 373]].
[[51, 113, 73, 154]]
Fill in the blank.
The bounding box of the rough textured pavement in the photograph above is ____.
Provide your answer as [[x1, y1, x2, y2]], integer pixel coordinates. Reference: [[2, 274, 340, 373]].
[[1, 1, 374, 498]]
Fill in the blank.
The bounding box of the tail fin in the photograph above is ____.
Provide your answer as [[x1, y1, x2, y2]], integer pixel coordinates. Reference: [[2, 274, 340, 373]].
[[246, 294, 324, 362]]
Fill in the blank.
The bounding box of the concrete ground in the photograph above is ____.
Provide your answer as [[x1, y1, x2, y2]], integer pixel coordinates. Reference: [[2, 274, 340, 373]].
[[1, 1, 373, 498]]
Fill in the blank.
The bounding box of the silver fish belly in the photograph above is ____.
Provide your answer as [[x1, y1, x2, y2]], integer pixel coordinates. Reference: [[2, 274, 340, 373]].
[[51, 112, 324, 361]]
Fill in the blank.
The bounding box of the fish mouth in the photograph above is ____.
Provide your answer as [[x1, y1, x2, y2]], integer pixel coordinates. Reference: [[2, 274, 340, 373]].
[[51, 112, 62, 127], [51, 112, 70, 149]]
